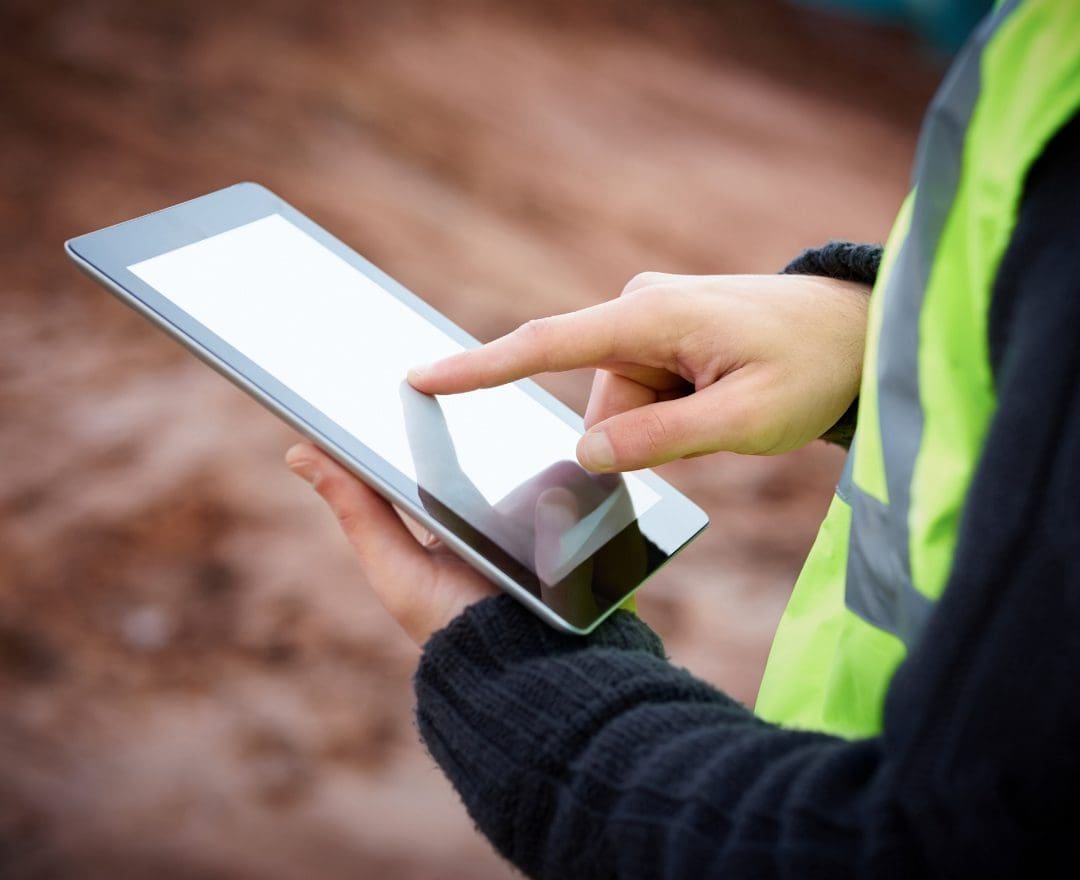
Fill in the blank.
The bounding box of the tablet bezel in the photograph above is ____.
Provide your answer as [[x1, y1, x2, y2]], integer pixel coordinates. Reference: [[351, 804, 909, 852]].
[[65, 182, 709, 634]]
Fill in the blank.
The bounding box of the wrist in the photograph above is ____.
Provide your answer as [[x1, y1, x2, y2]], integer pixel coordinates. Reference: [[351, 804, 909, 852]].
[[781, 242, 878, 448]]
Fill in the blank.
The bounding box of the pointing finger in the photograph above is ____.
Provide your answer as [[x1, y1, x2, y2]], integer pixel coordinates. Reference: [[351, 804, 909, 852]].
[[407, 297, 670, 395]]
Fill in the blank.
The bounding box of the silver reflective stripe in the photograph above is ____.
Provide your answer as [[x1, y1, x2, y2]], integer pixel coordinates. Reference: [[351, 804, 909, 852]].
[[836, 437, 855, 505], [844, 0, 1021, 646]]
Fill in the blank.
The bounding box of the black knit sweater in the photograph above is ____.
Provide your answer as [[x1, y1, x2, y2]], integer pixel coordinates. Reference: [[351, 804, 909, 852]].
[[413, 114, 1080, 879]]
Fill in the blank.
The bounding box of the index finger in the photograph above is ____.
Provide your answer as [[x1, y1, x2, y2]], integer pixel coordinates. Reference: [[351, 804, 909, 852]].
[[407, 298, 644, 394]]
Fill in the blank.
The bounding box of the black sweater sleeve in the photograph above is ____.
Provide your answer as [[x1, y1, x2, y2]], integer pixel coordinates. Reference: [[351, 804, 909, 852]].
[[782, 240, 882, 287], [414, 115, 1080, 880]]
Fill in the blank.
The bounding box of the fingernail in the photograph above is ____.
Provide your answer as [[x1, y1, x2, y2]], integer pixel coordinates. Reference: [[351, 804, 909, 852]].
[[286, 451, 317, 484], [580, 430, 615, 471], [407, 364, 432, 384]]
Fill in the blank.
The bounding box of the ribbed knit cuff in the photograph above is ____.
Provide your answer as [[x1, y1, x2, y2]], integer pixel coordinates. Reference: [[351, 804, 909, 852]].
[[418, 593, 665, 678], [414, 594, 667, 827], [782, 241, 882, 448], [413, 594, 726, 874], [782, 240, 883, 286]]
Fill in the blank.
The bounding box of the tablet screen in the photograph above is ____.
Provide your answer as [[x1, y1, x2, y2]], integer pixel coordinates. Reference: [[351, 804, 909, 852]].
[[128, 214, 660, 584]]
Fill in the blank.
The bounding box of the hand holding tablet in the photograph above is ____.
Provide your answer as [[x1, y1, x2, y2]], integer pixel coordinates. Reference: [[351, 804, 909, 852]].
[[66, 183, 708, 634], [285, 441, 501, 646]]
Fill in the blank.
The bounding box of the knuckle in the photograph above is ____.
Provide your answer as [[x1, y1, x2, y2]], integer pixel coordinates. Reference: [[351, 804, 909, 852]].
[[336, 507, 364, 536], [620, 281, 680, 319], [519, 316, 551, 338], [515, 317, 554, 368], [639, 409, 671, 457], [310, 469, 338, 499], [637, 284, 675, 307], [622, 271, 666, 296], [313, 473, 359, 528]]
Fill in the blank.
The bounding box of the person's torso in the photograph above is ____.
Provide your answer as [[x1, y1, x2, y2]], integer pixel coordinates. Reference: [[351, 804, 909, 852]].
[[755, 0, 1080, 737]]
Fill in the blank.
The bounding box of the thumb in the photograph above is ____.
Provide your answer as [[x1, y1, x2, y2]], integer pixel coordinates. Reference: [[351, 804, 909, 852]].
[[576, 385, 752, 471]]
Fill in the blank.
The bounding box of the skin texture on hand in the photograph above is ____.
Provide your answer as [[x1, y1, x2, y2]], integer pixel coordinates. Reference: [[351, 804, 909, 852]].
[[286, 442, 498, 646], [287, 271, 868, 641], [408, 272, 870, 472], [286, 442, 638, 644]]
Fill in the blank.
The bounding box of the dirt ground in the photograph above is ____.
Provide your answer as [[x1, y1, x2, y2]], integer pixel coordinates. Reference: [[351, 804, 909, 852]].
[[0, 1, 941, 876]]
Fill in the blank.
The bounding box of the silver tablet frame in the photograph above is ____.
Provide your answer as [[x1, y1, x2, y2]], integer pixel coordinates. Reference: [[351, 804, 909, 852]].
[[65, 183, 709, 634]]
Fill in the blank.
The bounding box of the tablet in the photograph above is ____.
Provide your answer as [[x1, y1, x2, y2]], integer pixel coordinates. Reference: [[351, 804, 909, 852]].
[[65, 183, 708, 634]]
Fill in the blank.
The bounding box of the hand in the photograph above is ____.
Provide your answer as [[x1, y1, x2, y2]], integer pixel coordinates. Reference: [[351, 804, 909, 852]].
[[286, 442, 498, 646], [408, 272, 869, 471]]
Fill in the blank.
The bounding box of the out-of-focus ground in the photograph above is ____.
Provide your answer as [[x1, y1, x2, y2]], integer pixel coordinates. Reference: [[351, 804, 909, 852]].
[[0, 1, 940, 876]]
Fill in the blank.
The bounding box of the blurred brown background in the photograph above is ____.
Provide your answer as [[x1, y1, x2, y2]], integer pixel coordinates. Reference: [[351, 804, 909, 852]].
[[0, 1, 941, 877]]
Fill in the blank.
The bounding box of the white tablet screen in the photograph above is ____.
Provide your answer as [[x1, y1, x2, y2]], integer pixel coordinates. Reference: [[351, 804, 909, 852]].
[[129, 214, 659, 579]]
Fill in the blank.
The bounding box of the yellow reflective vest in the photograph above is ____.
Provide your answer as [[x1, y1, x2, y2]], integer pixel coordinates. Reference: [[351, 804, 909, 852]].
[[756, 0, 1080, 738]]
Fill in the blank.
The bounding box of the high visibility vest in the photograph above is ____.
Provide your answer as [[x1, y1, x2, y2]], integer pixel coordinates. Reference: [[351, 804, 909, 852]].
[[755, 0, 1080, 739]]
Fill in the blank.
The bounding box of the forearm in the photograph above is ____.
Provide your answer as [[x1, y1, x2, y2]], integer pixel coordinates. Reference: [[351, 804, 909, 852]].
[[414, 244, 897, 879], [415, 595, 921, 880], [414, 120, 1080, 874]]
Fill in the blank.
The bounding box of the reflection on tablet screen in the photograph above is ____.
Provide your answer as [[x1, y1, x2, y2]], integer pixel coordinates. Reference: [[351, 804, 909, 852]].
[[128, 213, 661, 582]]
